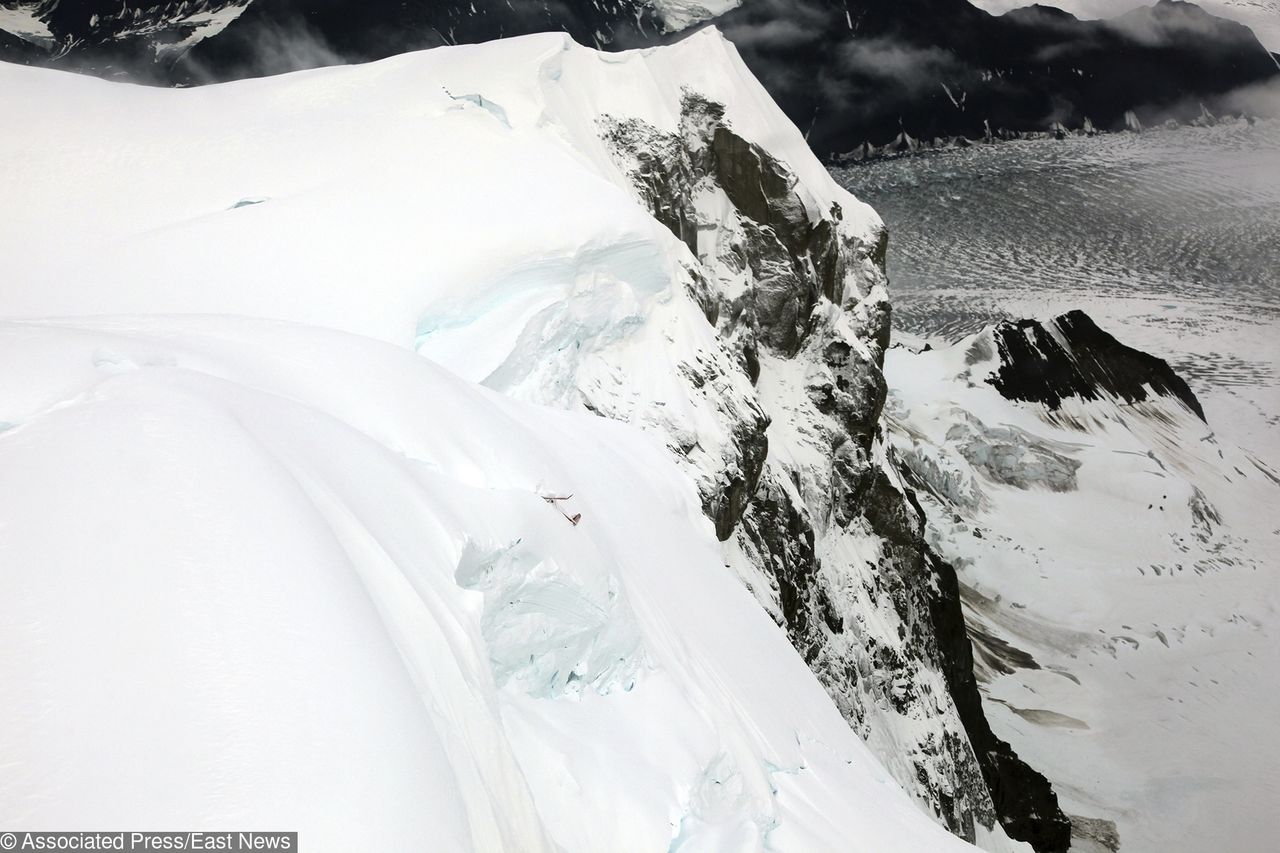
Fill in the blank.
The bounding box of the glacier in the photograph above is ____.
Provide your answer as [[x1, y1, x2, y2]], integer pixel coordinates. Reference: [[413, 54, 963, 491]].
[[886, 313, 1280, 852]]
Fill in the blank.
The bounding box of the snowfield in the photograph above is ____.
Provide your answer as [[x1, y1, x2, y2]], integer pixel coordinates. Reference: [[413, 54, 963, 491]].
[[886, 319, 1280, 852], [0, 29, 980, 852]]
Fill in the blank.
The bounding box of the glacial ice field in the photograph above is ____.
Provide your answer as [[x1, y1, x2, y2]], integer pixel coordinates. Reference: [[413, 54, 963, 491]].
[[841, 124, 1280, 851], [834, 120, 1280, 455]]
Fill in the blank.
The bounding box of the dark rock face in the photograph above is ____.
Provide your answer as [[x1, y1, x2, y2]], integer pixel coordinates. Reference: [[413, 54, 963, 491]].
[[925, 545, 1073, 852], [4, 1, 1276, 157], [707, 415, 770, 542], [987, 310, 1207, 421], [603, 91, 878, 543], [605, 91, 859, 364], [739, 478, 818, 639], [605, 91, 1070, 852], [825, 457, 1072, 851]]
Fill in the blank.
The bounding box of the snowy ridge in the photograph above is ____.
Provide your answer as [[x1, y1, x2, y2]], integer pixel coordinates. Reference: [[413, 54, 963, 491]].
[[0, 29, 1002, 851]]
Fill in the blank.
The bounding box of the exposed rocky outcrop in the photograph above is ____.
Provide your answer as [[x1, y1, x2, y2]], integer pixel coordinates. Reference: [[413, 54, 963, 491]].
[[987, 310, 1206, 421], [605, 92, 1069, 851], [926, 545, 1072, 852]]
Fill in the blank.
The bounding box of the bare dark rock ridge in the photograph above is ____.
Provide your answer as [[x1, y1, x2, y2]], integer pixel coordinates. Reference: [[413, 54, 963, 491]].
[[987, 310, 1207, 421], [605, 90, 1072, 851]]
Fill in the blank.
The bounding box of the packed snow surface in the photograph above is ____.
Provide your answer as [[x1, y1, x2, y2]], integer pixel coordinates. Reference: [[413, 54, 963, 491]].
[[0, 29, 970, 852]]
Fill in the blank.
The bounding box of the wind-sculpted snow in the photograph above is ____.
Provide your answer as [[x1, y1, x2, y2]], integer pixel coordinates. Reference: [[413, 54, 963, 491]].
[[0, 317, 980, 851], [886, 314, 1280, 852], [0, 29, 1002, 851], [0, 27, 1062, 851]]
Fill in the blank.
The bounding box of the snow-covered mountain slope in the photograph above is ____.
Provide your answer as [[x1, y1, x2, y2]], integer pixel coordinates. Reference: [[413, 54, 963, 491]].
[[0, 0, 253, 57], [886, 312, 1280, 852], [650, 0, 743, 32], [0, 1, 54, 49], [0, 316, 974, 852], [0, 27, 1052, 852], [972, 0, 1280, 52]]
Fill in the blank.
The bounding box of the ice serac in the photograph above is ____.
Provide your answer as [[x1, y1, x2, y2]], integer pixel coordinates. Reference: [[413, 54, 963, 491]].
[[885, 313, 1280, 853], [0, 26, 1057, 852]]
